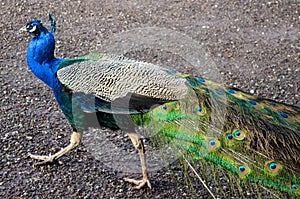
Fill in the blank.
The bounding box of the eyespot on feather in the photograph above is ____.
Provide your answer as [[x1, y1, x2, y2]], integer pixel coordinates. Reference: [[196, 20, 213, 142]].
[[223, 132, 235, 147], [237, 164, 251, 178], [264, 161, 282, 175], [206, 137, 220, 151], [232, 130, 246, 141]]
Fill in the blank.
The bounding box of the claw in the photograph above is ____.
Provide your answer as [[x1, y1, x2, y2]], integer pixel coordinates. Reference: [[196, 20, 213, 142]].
[[124, 177, 152, 189]]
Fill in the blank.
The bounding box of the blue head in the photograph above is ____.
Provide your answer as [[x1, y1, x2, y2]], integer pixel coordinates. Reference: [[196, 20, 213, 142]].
[[25, 20, 46, 37], [25, 14, 56, 37]]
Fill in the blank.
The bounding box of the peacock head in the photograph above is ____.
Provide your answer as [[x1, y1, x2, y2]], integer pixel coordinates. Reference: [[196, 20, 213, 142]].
[[22, 14, 56, 37], [24, 20, 45, 37]]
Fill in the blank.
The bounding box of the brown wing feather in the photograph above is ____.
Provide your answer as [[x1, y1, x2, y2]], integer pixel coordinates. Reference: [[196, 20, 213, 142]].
[[57, 55, 188, 103]]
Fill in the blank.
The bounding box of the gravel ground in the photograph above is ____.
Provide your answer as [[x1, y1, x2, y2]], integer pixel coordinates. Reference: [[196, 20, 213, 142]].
[[1, 0, 299, 198]]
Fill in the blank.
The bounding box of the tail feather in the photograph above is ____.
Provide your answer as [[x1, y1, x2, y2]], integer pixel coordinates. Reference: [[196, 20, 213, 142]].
[[143, 75, 300, 197]]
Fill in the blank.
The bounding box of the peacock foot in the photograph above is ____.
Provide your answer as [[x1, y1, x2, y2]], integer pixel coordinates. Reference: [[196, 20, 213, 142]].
[[124, 177, 152, 189], [29, 131, 82, 165], [28, 153, 57, 165]]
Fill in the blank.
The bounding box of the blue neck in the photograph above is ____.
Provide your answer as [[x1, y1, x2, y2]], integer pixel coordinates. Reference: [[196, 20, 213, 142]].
[[26, 29, 63, 89]]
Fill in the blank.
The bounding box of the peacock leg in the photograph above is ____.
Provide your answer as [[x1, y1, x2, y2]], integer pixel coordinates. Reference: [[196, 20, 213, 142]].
[[29, 131, 82, 165], [124, 132, 152, 189]]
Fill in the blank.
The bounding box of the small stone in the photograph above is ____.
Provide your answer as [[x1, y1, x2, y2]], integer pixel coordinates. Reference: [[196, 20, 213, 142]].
[[26, 136, 33, 140]]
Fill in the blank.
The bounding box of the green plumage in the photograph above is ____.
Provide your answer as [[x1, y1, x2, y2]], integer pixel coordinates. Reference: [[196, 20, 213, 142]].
[[140, 75, 300, 196]]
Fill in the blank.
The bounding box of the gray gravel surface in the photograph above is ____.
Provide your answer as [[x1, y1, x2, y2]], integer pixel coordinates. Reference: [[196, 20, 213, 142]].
[[1, 0, 299, 198]]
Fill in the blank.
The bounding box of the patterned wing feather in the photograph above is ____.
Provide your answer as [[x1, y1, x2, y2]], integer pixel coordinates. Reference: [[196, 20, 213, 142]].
[[57, 54, 188, 113]]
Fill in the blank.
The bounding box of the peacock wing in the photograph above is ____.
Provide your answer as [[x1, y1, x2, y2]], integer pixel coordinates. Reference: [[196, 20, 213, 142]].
[[56, 54, 188, 114]]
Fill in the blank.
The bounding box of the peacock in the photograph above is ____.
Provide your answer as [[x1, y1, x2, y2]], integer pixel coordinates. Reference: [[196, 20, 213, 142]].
[[22, 14, 299, 197]]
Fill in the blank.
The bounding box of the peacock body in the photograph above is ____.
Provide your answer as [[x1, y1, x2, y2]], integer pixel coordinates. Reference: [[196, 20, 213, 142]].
[[23, 15, 300, 197]]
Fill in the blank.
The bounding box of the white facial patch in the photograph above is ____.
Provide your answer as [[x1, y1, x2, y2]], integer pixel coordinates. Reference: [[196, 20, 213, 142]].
[[29, 25, 37, 33]]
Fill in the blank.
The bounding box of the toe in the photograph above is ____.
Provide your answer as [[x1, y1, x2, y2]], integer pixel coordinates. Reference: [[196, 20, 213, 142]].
[[124, 177, 152, 189], [28, 153, 55, 163]]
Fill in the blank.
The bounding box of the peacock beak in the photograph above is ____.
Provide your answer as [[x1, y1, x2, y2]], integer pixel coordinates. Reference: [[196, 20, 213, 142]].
[[19, 26, 27, 32]]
